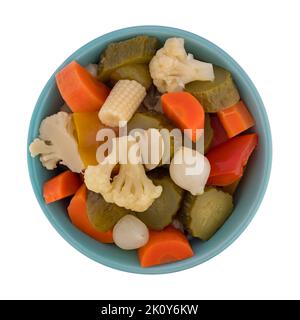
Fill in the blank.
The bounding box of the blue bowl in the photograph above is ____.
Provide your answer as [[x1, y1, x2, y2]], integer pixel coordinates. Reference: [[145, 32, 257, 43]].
[[27, 26, 272, 274]]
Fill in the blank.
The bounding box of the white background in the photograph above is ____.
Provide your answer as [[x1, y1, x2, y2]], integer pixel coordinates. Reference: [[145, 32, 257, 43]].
[[0, 0, 299, 300]]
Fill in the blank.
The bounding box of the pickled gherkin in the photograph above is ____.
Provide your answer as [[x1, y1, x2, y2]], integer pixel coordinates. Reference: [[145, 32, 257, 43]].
[[185, 66, 240, 113], [98, 35, 159, 81], [180, 188, 233, 240], [204, 114, 213, 153], [136, 170, 184, 230], [87, 191, 132, 232], [109, 64, 152, 89], [128, 111, 174, 131], [127, 111, 176, 162]]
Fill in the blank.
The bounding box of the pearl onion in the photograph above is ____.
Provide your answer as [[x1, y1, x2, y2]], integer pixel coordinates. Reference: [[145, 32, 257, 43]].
[[113, 215, 149, 250], [169, 146, 211, 195]]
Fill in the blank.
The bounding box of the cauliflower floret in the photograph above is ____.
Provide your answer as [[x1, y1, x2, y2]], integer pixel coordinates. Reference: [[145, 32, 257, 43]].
[[149, 38, 215, 93], [29, 111, 84, 173], [84, 136, 163, 212]]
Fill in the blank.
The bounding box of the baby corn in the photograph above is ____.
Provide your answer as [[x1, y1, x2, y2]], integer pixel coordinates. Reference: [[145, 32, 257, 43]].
[[99, 80, 146, 127]]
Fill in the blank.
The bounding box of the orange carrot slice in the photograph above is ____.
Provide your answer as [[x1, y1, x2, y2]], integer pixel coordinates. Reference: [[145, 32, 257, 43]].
[[43, 170, 82, 204], [56, 61, 110, 112], [161, 92, 205, 142], [138, 226, 193, 267], [217, 101, 255, 138], [67, 185, 114, 243]]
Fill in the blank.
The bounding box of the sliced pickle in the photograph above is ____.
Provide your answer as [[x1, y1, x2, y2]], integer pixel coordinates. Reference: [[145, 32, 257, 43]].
[[127, 111, 175, 163], [87, 191, 131, 232], [185, 66, 240, 113], [180, 188, 233, 240], [98, 35, 159, 81], [127, 111, 173, 131], [109, 64, 152, 89], [136, 170, 184, 230]]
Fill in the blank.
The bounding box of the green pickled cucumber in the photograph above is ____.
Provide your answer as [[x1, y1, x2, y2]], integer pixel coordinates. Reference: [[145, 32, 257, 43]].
[[98, 35, 159, 81], [128, 111, 174, 131], [109, 64, 152, 89], [136, 170, 184, 230], [180, 188, 233, 240], [185, 66, 240, 113], [127, 111, 176, 163], [87, 191, 131, 232], [204, 115, 213, 153]]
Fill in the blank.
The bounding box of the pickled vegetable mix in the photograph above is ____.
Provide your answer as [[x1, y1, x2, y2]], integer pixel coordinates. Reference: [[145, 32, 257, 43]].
[[29, 35, 258, 268]]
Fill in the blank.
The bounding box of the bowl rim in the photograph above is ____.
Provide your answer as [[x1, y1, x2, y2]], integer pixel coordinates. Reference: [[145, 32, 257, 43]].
[[27, 25, 272, 274]]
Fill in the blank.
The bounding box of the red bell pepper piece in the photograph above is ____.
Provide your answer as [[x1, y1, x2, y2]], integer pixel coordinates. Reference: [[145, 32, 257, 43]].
[[210, 115, 229, 149], [206, 133, 258, 186]]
